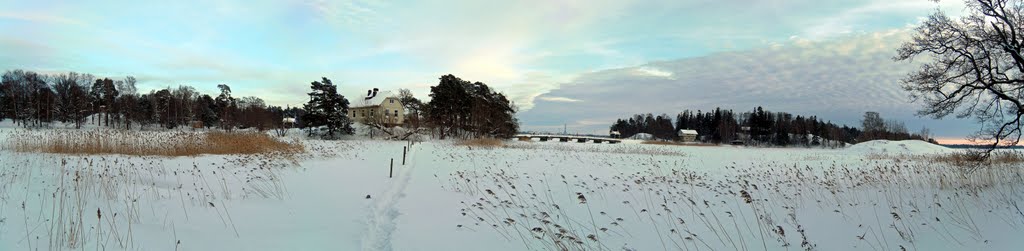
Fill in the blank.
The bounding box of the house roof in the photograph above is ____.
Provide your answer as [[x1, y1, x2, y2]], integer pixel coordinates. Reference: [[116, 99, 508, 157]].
[[678, 129, 698, 135], [351, 89, 397, 108]]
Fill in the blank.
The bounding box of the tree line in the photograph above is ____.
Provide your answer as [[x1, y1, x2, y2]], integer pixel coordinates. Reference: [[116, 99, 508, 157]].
[[1, 69, 519, 139], [610, 107, 933, 147], [0, 69, 296, 131]]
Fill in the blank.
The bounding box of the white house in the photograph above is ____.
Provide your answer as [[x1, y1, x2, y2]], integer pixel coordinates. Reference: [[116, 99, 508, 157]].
[[349, 88, 404, 126], [282, 117, 297, 127], [678, 129, 698, 142]]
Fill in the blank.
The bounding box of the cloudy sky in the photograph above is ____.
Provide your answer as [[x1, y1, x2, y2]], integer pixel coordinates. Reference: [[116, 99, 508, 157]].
[[0, 0, 977, 142]]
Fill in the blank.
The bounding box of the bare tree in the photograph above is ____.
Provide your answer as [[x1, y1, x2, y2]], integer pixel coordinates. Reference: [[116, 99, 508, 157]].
[[397, 88, 423, 128], [897, 0, 1024, 154], [362, 112, 421, 140]]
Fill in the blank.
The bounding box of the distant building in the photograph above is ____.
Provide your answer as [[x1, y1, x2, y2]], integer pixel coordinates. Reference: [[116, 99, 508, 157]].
[[678, 129, 698, 142], [282, 117, 297, 128], [349, 88, 404, 127], [610, 130, 621, 138]]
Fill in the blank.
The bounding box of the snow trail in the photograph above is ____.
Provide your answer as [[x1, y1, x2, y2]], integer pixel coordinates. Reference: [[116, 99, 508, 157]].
[[360, 143, 419, 251]]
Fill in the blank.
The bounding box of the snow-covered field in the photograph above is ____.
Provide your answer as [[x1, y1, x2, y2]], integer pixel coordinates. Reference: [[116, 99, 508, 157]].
[[1, 124, 1022, 250]]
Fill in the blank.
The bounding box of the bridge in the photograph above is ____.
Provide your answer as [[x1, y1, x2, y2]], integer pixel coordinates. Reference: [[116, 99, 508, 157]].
[[514, 134, 622, 144]]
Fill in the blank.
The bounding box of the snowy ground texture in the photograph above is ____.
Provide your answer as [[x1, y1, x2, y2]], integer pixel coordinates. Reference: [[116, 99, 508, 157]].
[[1, 123, 1023, 250]]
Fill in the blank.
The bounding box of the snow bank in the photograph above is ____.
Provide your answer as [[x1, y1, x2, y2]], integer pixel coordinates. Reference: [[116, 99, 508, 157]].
[[847, 139, 950, 155], [627, 132, 654, 140]]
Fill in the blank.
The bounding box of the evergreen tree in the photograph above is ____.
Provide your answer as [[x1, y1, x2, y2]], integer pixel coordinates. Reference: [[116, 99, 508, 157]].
[[302, 77, 352, 139], [423, 74, 518, 139], [216, 84, 235, 130], [425, 75, 470, 139], [134, 95, 154, 127], [194, 94, 219, 129], [101, 78, 119, 126]]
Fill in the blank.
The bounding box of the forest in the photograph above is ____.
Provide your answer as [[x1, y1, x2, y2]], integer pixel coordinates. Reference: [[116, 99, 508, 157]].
[[0, 69, 285, 131], [610, 107, 934, 147]]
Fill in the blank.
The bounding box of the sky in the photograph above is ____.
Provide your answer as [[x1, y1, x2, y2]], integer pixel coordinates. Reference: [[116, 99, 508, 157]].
[[0, 0, 979, 143]]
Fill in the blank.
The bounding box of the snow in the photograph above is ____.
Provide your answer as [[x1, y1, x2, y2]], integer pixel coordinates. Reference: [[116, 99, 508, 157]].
[[1, 128, 1022, 250], [627, 133, 654, 140], [847, 139, 952, 155], [352, 89, 396, 109]]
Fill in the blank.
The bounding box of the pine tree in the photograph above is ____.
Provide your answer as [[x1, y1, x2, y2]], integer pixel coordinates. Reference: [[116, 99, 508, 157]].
[[302, 77, 352, 139], [194, 94, 218, 129], [101, 78, 119, 127], [216, 84, 235, 130]]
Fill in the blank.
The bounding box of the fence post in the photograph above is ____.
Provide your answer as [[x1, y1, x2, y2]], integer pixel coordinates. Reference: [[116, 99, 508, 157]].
[[403, 146, 407, 165], [390, 158, 394, 178]]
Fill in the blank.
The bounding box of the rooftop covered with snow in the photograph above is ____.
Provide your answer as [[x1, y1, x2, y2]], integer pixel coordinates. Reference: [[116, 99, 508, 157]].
[[351, 88, 397, 108]]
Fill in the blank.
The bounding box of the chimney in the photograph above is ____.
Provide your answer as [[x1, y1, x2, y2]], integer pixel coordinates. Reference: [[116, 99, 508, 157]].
[[366, 88, 379, 100]]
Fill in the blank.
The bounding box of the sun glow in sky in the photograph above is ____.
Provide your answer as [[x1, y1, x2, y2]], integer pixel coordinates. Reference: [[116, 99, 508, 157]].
[[1, 0, 979, 138]]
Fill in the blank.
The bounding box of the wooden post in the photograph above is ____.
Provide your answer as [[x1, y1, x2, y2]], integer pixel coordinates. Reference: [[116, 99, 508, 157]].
[[403, 146, 407, 165], [390, 158, 394, 178]]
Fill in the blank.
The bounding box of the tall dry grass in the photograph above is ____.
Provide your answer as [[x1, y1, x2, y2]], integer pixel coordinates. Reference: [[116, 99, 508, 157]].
[[4, 130, 304, 156], [641, 140, 718, 147], [502, 142, 689, 156], [455, 138, 505, 148], [931, 150, 1024, 167], [438, 143, 1024, 250]]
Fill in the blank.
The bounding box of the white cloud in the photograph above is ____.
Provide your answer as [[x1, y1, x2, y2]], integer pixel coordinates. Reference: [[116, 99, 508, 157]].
[[634, 67, 674, 79], [538, 96, 583, 103], [519, 29, 977, 137], [800, 0, 966, 40]]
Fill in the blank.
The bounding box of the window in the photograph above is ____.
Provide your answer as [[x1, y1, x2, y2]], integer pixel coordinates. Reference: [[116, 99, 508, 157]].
[[394, 110, 398, 116], [390, 99, 394, 104]]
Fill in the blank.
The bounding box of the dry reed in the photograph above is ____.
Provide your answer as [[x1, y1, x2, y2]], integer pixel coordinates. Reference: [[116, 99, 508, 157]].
[[455, 138, 506, 148], [641, 140, 718, 147], [4, 130, 304, 156], [931, 150, 1024, 166]]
